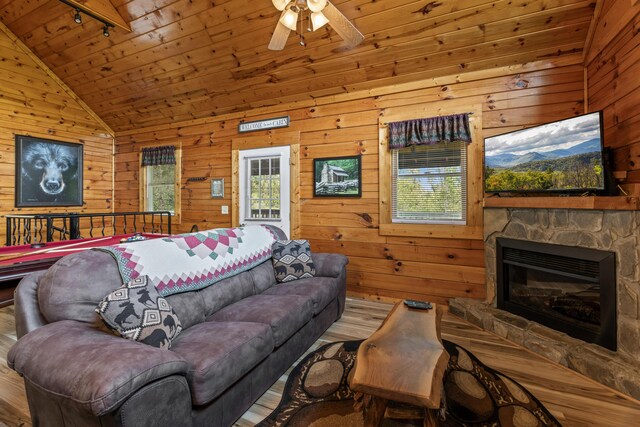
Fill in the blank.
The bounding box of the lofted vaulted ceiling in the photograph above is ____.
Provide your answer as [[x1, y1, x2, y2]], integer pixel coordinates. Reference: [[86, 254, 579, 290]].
[[1, 0, 596, 132]]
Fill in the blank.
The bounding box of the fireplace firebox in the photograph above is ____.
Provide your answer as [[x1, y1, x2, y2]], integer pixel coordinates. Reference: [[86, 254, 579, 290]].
[[496, 238, 616, 351]]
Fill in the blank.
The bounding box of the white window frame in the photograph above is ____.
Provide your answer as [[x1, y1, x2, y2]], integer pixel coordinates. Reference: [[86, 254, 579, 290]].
[[245, 156, 283, 221]]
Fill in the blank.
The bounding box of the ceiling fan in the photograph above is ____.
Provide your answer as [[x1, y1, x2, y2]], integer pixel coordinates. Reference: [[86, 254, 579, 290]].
[[268, 0, 364, 50]]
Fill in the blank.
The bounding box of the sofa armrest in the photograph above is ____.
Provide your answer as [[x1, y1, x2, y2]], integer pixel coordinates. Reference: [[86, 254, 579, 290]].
[[14, 271, 48, 339], [8, 320, 188, 416], [313, 253, 349, 278]]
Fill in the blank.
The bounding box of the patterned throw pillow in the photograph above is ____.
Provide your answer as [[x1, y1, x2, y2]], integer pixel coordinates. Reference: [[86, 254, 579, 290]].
[[272, 240, 316, 283], [96, 276, 182, 349]]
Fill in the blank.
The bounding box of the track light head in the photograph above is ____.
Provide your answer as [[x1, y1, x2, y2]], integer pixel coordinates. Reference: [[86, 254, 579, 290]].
[[103, 25, 110, 37], [74, 9, 82, 24]]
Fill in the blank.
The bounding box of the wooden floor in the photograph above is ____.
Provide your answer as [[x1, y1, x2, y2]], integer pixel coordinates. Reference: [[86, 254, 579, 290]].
[[1, 299, 639, 427]]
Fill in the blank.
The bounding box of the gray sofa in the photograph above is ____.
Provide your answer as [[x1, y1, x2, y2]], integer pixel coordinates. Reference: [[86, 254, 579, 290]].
[[8, 244, 348, 427]]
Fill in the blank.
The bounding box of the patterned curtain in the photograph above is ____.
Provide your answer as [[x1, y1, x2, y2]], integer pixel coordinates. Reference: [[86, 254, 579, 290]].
[[141, 145, 176, 166], [388, 113, 472, 149]]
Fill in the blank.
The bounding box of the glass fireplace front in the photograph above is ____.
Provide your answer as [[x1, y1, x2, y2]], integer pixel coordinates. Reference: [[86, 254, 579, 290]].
[[496, 238, 616, 351]]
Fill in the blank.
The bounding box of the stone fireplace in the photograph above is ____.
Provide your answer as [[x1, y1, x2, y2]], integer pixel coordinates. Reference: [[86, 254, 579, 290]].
[[450, 208, 640, 399]]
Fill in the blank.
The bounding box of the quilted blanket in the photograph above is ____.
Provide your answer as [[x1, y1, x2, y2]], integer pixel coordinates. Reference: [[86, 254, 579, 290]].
[[95, 225, 278, 297]]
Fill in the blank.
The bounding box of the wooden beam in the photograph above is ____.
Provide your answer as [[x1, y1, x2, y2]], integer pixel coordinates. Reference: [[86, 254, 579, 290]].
[[582, 0, 604, 65], [60, 0, 131, 32]]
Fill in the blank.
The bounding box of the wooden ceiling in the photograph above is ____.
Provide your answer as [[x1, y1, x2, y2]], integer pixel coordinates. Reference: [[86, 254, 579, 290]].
[[0, 0, 596, 132]]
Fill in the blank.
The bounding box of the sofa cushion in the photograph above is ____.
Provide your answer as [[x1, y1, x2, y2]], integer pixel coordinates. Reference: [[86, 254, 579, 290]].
[[96, 276, 182, 349], [207, 295, 314, 346], [261, 277, 339, 315], [197, 270, 256, 318], [170, 321, 274, 405], [38, 250, 123, 324], [249, 260, 278, 294], [164, 290, 207, 331], [271, 240, 315, 283]]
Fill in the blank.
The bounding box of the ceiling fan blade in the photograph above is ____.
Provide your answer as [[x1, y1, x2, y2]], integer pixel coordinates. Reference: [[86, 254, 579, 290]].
[[323, 1, 364, 47], [269, 21, 291, 50]]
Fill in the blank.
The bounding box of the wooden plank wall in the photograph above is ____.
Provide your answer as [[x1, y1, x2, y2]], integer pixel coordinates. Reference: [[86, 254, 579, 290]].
[[586, 0, 640, 195], [0, 22, 114, 245], [115, 57, 585, 303]]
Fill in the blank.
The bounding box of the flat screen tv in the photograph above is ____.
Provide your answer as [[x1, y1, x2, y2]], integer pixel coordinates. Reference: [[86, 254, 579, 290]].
[[484, 111, 606, 193]]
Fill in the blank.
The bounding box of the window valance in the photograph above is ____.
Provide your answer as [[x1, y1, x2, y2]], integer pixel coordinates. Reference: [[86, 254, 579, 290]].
[[141, 145, 176, 166], [388, 113, 472, 150]]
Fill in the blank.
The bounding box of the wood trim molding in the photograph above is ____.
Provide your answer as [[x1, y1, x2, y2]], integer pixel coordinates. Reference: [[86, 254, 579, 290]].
[[378, 100, 484, 240], [582, 0, 604, 65], [0, 20, 115, 137], [483, 196, 640, 210], [231, 131, 301, 238], [584, 0, 640, 65]]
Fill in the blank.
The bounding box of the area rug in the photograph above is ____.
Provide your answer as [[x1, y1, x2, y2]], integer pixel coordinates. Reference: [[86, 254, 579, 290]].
[[257, 340, 561, 427]]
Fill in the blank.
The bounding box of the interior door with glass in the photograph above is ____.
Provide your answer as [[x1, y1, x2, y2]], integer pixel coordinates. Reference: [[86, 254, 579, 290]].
[[238, 146, 291, 237]]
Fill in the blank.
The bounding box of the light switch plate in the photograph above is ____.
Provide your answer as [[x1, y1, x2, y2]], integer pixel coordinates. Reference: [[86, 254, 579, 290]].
[[221, 205, 229, 215]]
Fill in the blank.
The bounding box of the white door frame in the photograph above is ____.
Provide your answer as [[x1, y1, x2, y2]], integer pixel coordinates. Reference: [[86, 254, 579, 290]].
[[238, 146, 291, 236], [231, 132, 300, 238]]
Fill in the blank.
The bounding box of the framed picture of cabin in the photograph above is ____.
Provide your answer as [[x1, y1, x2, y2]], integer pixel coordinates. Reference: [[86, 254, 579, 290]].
[[313, 155, 362, 197], [15, 135, 83, 207]]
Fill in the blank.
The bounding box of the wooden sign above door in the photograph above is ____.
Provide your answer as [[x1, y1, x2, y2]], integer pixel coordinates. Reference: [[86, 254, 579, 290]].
[[238, 116, 290, 133]]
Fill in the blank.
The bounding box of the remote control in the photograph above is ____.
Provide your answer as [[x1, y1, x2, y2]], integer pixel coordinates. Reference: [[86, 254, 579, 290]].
[[403, 299, 433, 310]]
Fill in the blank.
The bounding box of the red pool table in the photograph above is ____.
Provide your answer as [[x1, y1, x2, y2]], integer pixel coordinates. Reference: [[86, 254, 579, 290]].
[[0, 233, 166, 307]]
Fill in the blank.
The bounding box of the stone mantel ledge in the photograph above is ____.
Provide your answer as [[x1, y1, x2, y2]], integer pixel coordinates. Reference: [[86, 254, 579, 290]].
[[449, 298, 640, 400]]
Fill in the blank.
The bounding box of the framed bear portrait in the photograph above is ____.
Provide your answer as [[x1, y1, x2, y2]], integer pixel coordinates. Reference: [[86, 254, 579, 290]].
[[15, 135, 83, 207]]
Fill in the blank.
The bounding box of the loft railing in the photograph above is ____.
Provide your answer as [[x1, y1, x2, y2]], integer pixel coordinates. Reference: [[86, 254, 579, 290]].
[[5, 211, 172, 246]]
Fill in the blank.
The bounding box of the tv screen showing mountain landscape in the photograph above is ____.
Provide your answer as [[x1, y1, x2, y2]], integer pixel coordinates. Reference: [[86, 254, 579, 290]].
[[484, 112, 605, 193]]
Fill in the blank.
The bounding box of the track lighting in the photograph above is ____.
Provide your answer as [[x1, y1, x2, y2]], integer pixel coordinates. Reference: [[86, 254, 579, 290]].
[[59, 1, 117, 38]]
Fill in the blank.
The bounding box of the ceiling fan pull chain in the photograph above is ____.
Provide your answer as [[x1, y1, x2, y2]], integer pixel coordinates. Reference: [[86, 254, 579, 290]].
[[299, 9, 306, 46]]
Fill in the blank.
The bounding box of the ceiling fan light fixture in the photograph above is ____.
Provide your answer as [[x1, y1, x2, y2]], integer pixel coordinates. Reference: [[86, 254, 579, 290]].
[[279, 7, 299, 31], [272, 0, 290, 11], [310, 11, 329, 31], [307, 0, 328, 13]]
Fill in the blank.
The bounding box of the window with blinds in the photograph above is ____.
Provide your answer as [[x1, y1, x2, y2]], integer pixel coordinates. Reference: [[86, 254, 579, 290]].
[[391, 141, 467, 224]]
